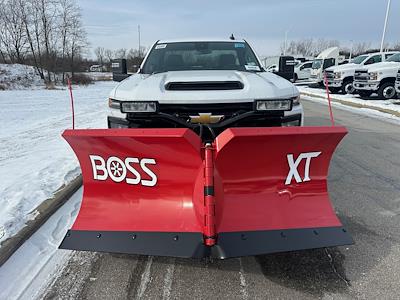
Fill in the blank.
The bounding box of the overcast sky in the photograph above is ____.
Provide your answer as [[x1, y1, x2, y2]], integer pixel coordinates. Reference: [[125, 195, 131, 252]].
[[77, 0, 400, 57]]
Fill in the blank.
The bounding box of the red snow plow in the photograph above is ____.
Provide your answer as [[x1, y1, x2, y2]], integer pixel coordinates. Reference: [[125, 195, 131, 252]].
[[59, 126, 353, 258]]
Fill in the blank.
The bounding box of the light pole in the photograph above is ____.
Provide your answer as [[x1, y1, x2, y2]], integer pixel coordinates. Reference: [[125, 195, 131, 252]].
[[284, 30, 289, 55], [138, 25, 141, 58], [349, 40, 353, 61], [380, 0, 391, 53]]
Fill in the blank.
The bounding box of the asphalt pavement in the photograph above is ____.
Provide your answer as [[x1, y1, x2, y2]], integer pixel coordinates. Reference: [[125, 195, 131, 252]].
[[43, 99, 400, 300]]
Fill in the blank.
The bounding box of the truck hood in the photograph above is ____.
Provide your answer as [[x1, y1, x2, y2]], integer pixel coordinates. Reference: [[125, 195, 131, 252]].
[[110, 70, 298, 103], [362, 61, 400, 72], [326, 63, 358, 72]]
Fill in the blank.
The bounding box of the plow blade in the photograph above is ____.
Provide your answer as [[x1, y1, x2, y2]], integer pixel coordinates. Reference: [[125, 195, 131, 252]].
[[60, 126, 353, 258], [60, 129, 207, 257], [212, 127, 353, 258]]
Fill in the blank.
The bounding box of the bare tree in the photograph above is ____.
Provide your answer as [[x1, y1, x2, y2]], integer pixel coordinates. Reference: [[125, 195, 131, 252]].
[[0, 0, 88, 83], [58, 0, 78, 82], [282, 38, 340, 57], [17, 0, 44, 78], [94, 47, 106, 65], [36, 0, 58, 82], [104, 49, 113, 62], [66, 7, 87, 77], [114, 48, 127, 59], [313, 38, 339, 55], [0, 0, 28, 63], [351, 42, 371, 56]]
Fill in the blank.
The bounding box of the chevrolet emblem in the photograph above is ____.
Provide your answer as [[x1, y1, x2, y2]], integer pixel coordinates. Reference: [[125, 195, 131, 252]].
[[190, 113, 224, 124]]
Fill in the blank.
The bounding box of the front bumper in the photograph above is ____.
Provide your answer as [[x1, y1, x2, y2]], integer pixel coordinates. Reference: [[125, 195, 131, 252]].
[[353, 80, 380, 91], [108, 113, 303, 129], [310, 74, 322, 83], [108, 103, 304, 129], [395, 81, 400, 94], [324, 79, 342, 88]]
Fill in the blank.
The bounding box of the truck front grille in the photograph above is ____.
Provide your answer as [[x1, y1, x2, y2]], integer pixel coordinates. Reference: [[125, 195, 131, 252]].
[[354, 70, 369, 81], [158, 102, 254, 115], [324, 71, 334, 80]]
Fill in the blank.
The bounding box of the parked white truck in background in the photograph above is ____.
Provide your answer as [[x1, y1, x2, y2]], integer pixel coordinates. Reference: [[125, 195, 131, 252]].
[[353, 52, 400, 99], [262, 55, 296, 81], [294, 61, 313, 82], [395, 69, 400, 97], [310, 47, 346, 85], [324, 51, 398, 94]]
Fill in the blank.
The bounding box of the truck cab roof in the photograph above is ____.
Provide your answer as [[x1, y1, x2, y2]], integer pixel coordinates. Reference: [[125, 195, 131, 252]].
[[156, 38, 246, 44]]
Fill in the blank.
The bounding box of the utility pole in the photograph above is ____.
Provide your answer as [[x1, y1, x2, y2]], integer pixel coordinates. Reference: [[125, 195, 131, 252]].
[[138, 25, 141, 58], [349, 40, 353, 61], [284, 30, 289, 55], [380, 0, 391, 53]]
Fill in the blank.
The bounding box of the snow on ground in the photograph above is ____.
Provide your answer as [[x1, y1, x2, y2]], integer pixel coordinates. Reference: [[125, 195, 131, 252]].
[[301, 94, 400, 125], [0, 64, 45, 90], [0, 81, 116, 244], [297, 85, 400, 116], [0, 188, 82, 300]]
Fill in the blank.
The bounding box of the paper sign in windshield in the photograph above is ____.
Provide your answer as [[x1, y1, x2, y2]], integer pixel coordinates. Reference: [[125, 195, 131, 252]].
[[155, 44, 167, 49], [234, 43, 245, 48], [245, 65, 261, 71]]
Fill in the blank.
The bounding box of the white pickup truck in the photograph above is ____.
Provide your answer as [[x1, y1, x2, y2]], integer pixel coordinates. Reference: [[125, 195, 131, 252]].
[[353, 52, 400, 99], [310, 47, 346, 85], [324, 51, 398, 94], [294, 61, 313, 82], [107, 38, 303, 140]]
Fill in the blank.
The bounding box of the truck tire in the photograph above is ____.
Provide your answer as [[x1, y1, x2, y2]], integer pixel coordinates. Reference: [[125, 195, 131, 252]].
[[342, 79, 355, 94], [377, 82, 397, 100], [358, 90, 373, 98]]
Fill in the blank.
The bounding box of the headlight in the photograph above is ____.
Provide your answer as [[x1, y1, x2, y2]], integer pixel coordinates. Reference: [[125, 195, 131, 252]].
[[334, 72, 343, 79], [369, 72, 378, 81], [108, 98, 120, 109], [120, 101, 158, 113], [292, 95, 300, 105], [255, 99, 292, 111]]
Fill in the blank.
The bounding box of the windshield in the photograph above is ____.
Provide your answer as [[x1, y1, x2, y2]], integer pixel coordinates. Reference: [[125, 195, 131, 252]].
[[351, 55, 369, 64], [386, 53, 400, 62], [312, 59, 323, 69], [141, 42, 262, 73]]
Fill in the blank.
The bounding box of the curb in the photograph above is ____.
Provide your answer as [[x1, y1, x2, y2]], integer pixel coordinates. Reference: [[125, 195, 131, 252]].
[[301, 91, 400, 118], [0, 175, 82, 267]]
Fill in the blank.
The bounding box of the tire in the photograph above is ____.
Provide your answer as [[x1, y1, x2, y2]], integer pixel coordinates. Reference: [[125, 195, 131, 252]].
[[342, 80, 355, 94], [329, 87, 341, 94], [358, 90, 373, 98], [377, 82, 397, 100]]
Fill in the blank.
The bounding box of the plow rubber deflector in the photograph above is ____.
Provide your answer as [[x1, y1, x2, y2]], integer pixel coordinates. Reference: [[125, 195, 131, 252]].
[[60, 127, 353, 258]]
